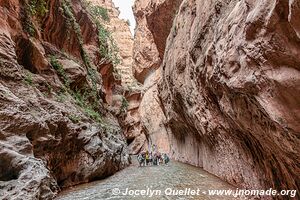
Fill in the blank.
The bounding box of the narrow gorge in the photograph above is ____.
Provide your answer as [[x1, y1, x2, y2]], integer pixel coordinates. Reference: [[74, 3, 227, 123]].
[[0, 0, 299, 200]]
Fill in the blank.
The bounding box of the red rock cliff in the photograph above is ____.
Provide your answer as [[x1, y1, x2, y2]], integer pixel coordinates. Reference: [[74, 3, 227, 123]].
[[0, 0, 132, 199], [158, 0, 300, 198], [132, 0, 300, 199], [125, 0, 182, 154]]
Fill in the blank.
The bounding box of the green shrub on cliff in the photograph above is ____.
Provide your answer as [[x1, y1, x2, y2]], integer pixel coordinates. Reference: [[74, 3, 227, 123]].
[[24, 22, 36, 37], [90, 6, 110, 22], [72, 90, 103, 123], [68, 114, 81, 123], [82, 1, 120, 67], [97, 24, 120, 66], [82, 0, 110, 22], [61, 0, 83, 45], [24, 72, 33, 86], [56, 91, 67, 102], [120, 96, 129, 113], [50, 56, 70, 87], [28, 0, 48, 18], [22, 0, 48, 37]]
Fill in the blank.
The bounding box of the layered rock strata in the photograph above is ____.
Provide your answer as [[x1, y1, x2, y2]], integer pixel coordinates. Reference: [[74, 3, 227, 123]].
[[158, 0, 300, 198], [132, 0, 300, 199], [126, 0, 183, 154], [0, 0, 132, 199], [90, 0, 137, 87]]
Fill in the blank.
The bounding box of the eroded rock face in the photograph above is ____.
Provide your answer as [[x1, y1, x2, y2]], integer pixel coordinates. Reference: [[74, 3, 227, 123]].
[[139, 68, 170, 154], [122, 90, 146, 154], [90, 0, 136, 87], [0, 84, 128, 198], [128, 0, 182, 154], [133, 0, 182, 83], [0, 0, 131, 199], [159, 0, 300, 197]]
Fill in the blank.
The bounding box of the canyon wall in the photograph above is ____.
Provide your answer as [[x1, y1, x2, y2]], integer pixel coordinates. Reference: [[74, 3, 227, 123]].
[[133, 0, 300, 198], [89, 0, 145, 155], [90, 0, 136, 87], [126, 0, 183, 154], [0, 0, 132, 199], [157, 0, 300, 198]]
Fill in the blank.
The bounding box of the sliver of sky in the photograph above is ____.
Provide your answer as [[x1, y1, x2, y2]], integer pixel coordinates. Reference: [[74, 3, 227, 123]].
[[112, 0, 136, 35]]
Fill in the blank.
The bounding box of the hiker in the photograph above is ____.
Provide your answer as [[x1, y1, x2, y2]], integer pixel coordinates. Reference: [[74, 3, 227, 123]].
[[145, 151, 150, 166], [137, 153, 145, 167], [163, 153, 170, 165], [149, 152, 153, 165], [153, 153, 158, 165], [157, 152, 162, 165]]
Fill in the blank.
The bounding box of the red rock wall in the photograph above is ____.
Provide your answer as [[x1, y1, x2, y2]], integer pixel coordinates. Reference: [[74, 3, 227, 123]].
[[133, 0, 182, 83], [0, 0, 131, 199], [129, 0, 183, 154], [158, 0, 300, 198]]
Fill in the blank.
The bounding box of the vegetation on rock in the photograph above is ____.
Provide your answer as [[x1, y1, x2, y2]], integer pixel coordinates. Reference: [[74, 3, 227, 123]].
[[50, 56, 103, 123], [90, 5, 110, 22], [24, 72, 33, 86], [28, 0, 48, 18], [120, 96, 129, 114], [81, 0, 121, 79]]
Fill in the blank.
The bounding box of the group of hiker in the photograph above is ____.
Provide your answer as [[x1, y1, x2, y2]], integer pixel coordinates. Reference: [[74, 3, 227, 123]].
[[137, 150, 170, 167]]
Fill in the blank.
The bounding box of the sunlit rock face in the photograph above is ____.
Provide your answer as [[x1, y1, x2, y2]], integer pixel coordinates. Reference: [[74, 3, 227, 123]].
[[0, 0, 131, 199], [139, 68, 170, 154], [90, 0, 136, 87], [128, 0, 183, 154], [133, 0, 183, 83], [158, 0, 300, 198], [121, 89, 146, 154]]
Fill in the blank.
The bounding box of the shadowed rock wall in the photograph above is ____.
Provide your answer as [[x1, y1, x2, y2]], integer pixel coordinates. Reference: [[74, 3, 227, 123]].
[[159, 0, 300, 198], [0, 0, 132, 198]]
